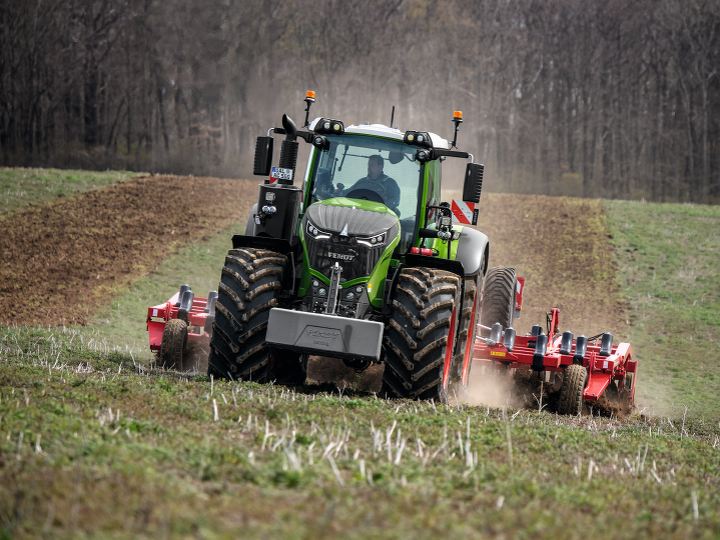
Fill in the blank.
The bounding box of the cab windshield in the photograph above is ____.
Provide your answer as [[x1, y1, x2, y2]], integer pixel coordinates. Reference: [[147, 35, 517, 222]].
[[308, 134, 422, 252]]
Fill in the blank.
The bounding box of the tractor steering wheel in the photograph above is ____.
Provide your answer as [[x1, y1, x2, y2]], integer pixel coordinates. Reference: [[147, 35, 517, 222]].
[[345, 188, 385, 204]]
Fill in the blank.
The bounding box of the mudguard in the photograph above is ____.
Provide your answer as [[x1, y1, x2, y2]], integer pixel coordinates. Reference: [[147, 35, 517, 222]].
[[455, 227, 489, 277], [231, 234, 294, 256], [245, 203, 258, 236], [404, 254, 464, 279]]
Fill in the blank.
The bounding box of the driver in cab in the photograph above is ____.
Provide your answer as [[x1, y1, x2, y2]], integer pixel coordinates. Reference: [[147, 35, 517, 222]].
[[345, 155, 401, 212]]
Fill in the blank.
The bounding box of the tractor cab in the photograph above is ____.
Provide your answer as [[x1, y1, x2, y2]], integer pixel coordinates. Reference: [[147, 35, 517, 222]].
[[304, 122, 447, 256]]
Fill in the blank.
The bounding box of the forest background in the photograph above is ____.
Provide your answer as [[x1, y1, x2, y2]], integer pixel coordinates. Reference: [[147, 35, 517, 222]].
[[2, 0, 719, 203]]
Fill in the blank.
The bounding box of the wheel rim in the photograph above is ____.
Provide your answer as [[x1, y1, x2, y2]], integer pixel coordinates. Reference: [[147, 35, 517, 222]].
[[441, 305, 457, 389], [461, 292, 479, 386]]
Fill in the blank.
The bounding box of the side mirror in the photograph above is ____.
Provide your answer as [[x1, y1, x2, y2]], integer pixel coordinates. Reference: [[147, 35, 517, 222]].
[[253, 136, 274, 176], [462, 162, 484, 203], [388, 151, 403, 165]]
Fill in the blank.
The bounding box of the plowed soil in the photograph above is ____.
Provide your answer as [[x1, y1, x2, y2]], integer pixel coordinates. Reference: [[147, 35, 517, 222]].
[[1, 175, 257, 326], [475, 193, 627, 339]]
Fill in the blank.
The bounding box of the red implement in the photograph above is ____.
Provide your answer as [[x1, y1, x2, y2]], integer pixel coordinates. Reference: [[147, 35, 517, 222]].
[[146, 292, 213, 352], [473, 307, 637, 407]]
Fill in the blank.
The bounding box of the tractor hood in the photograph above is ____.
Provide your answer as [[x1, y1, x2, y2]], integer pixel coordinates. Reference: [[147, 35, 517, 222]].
[[306, 198, 399, 237], [301, 199, 400, 283]]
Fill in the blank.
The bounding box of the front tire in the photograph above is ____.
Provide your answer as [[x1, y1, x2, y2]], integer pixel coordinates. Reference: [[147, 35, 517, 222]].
[[449, 273, 483, 399], [208, 248, 289, 382], [382, 268, 461, 402]]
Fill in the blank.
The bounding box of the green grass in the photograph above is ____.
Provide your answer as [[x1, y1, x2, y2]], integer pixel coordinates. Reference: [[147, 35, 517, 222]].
[[606, 200, 720, 418], [0, 325, 718, 539], [0, 167, 140, 215], [88, 222, 244, 358]]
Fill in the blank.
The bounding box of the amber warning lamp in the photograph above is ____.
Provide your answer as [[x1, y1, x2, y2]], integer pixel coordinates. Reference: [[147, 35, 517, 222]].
[[451, 110, 463, 149], [303, 90, 316, 127]]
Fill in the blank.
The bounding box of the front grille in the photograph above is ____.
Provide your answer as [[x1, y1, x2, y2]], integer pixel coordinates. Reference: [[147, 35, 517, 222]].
[[306, 235, 385, 281]]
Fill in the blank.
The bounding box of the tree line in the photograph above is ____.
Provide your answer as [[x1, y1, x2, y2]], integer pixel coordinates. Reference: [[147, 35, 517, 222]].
[[1, 0, 718, 203]]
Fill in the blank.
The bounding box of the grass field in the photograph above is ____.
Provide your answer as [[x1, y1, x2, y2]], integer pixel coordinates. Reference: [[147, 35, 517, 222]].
[[606, 200, 720, 417], [0, 167, 138, 215], [0, 327, 718, 538], [0, 169, 719, 538]]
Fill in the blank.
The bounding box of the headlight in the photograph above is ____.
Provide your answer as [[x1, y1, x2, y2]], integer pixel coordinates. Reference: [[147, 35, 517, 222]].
[[357, 232, 386, 247], [305, 219, 331, 239], [404, 130, 432, 149], [314, 118, 345, 135]]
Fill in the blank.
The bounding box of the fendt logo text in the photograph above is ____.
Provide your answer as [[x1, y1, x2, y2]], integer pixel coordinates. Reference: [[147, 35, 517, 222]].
[[327, 252, 354, 261], [306, 328, 340, 340]]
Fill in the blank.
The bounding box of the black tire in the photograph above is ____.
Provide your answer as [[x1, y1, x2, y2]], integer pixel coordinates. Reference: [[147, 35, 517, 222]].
[[160, 318, 188, 371], [382, 268, 461, 402], [479, 267, 517, 337], [449, 272, 483, 398], [557, 364, 587, 415], [208, 248, 290, 382]]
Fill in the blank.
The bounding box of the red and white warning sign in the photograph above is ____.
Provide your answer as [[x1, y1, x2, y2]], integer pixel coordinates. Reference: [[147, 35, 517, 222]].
[[451, 200, 479, 226]]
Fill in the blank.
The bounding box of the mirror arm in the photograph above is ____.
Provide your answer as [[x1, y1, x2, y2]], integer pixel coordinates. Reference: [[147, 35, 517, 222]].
[[430, 149, 471, 160], [418, 228, 440, 239], [271, 127, 314, 144]]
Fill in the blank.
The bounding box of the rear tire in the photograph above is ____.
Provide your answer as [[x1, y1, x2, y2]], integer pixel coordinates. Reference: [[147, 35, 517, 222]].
[[479, 267, 517, 336], [557, 364, 587, 415], [382, 268, 461, 402], [208, 248, 291, 382], [160, 319, 187, 371]]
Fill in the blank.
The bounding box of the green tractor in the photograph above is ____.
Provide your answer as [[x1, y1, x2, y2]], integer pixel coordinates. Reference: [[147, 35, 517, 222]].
[[208, 93, 495, 402]]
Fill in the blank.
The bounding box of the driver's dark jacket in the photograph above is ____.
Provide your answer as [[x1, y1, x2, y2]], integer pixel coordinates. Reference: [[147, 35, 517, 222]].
[[348, 173, 401, 209]]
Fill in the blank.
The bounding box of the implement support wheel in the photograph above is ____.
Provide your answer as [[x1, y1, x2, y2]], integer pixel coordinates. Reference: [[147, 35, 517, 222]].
[[160, 318, 188, 371], [382, 267, 461, 403], [558, 364, 587, 415]]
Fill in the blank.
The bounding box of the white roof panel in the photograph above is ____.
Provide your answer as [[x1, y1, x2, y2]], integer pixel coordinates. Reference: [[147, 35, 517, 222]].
[[309, 117, 450, 150]]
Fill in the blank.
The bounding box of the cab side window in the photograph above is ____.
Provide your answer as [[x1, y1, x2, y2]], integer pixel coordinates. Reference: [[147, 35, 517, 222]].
[[425, 160, 441, 225]]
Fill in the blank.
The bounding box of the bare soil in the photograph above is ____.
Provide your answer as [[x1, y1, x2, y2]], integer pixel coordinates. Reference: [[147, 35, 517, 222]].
[[1, 174, 257, 326], [474, 193, 627, 339]]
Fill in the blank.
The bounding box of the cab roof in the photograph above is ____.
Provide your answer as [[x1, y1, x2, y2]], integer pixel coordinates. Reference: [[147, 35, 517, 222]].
[[309, 118, 450, 150]]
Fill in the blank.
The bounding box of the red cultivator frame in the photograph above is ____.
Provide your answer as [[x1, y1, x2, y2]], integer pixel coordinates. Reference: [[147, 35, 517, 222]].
[[473, 306, 637, 415], [146, 285, 217, 370]]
